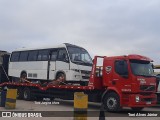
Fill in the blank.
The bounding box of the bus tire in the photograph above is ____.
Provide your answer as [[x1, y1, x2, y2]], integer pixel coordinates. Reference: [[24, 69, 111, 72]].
[[56, 73, 65, 80], [23, 87, 32, 101], [103, 92, 121, 112], [131, 107, 144, 111], [20, 72, 27, 79]]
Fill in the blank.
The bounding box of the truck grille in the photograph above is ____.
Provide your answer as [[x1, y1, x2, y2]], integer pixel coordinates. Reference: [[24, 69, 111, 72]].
[[140, 85, 155, 91]]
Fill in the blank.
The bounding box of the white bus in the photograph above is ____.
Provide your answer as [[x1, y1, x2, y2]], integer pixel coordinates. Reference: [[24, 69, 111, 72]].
[[8, 43, 93, 85]]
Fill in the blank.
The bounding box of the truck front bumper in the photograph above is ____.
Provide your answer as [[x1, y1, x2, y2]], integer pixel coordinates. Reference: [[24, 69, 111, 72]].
[[128, 94, 157, 107]]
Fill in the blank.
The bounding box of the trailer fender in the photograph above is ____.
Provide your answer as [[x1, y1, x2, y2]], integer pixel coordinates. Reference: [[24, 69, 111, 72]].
[[101, 87, 122, 105]]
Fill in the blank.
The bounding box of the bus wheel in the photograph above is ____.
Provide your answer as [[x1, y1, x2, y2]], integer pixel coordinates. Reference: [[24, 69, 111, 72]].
[[17, 88, 23, 99], [20, 72, 27, 79], [56, 73, 65, 80], [131, 107, 144, 111], [103, 92, 121, 112], [23, 87, 32, 101]]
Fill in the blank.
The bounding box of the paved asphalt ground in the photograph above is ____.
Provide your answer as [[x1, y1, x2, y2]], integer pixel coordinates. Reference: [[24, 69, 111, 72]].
[[0, 99, 160, 120]]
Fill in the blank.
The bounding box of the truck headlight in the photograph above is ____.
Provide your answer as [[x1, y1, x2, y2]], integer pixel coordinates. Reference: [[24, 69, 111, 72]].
[[135, 96, 140, 103]]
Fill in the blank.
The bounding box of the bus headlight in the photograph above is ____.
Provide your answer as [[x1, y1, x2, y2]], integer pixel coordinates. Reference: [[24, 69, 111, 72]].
[[135, 96, 140, 103]]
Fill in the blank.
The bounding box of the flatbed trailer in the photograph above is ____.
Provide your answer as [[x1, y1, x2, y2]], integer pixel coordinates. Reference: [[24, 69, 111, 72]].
[[0, 55, 158, 112], [0, 82, 102, 102]]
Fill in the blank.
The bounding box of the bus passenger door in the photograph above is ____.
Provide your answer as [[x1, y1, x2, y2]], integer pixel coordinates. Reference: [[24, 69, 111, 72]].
[[49, 50, 57, 80], [55, 49, 70, 79]]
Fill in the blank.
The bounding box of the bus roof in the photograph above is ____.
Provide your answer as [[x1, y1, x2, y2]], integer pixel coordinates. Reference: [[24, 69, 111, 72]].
[[12, 43, 83, 52]]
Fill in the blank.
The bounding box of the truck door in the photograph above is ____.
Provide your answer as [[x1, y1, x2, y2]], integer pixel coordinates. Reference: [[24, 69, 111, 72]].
[[112, 60, 132, 93]]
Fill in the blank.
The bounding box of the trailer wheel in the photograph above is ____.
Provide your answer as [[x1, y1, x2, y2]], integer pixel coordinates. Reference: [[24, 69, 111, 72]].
[[103, 92, 121, 112], [131, 107, 144, 111], [23, 88, 32, 101], [17, 88, 23, 99]]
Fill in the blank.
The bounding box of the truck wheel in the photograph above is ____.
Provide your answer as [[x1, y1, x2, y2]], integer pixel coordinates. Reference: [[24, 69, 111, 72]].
[[23, 88, 32, 101], [131, 107, 144, 111], [103, 92, 121, 112], [17, 88, 23, 99]]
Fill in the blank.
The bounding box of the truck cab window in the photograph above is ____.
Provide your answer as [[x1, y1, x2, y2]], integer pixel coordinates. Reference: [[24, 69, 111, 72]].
[[130, 60, 154, 76], [115, 60, 128, 77]]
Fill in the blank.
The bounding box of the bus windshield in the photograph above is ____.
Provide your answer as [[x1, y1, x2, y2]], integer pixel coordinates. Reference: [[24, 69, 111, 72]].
[[67, 46, 93, 66], [130, 60, 154, 77]]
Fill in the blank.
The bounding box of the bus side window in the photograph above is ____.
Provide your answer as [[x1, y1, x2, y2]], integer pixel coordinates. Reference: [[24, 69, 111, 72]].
[[51, 51, 57, 61], [28, 51, 38, 61], [37, 50, 49, 61], [11, 52, 20, 62], [57, 49, 69, 62], [19, 51, 28, 61]]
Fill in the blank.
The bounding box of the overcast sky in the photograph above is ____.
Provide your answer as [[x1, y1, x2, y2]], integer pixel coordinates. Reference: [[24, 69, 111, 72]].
[[0, 0, 160, 64]]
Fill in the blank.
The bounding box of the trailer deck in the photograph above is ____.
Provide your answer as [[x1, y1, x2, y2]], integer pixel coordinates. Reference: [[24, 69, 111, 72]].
[[0, 82, 96, 91]]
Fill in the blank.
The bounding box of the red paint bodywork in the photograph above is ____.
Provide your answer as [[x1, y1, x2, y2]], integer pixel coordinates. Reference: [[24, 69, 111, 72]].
[[88, 55, 157, 107], [0, 54, 157, 108]]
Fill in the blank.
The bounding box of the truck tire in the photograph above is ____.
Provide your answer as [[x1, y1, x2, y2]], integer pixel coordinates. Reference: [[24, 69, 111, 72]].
[[131, 107, 144, 111], [17, 88, 23, 99], [103, 92, 121, 112], [23, 87, 32, 101]]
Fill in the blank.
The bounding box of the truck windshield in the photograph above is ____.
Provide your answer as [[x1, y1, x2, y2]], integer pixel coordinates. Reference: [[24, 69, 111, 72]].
[[130, 60, 154, 77], [67, 46, 93, 66]]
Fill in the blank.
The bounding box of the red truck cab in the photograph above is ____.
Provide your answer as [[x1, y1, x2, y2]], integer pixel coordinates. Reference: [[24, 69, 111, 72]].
[[89, 54, 157, 111]]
